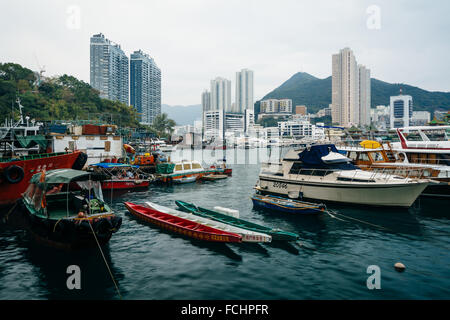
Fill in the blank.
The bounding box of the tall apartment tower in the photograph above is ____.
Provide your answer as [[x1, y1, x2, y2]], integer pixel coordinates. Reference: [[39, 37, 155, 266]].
[[201, 90, 211, 113], [235, 69, 254, 114], [210, 77, 231, 112], [331, 47, 371, 127], [130, 50, 161, 124], [90, 33, 129, 105], [358, 65, 371, 126]]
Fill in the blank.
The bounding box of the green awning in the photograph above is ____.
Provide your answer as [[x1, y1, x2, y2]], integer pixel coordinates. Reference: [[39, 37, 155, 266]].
[[30, 169, 107, 188], [15, 135, 48, 149]]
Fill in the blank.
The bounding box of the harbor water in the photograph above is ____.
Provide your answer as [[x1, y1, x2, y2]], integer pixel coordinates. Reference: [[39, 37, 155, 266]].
[[0, 148, 449, 299]]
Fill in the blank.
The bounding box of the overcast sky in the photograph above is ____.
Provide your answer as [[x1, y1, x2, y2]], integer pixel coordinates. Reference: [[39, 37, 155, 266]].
[[1, 0, 449, 106]]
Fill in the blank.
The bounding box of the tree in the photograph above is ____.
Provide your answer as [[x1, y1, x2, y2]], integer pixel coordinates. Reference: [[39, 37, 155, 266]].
[[151, 113, 176, 138]]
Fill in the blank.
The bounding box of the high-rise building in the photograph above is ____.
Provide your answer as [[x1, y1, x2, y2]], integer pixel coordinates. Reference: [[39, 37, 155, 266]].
[[390, 90, 413, 128], [331, 47, 371, 127], [130, 50, 161, 124], [235, 69, 254, 113], [296, 105, 307, 115], [90, 33, 129, 105], [210, 77, 231, 112], [201, 90, 211, 113], [358, 65, 371, 126]]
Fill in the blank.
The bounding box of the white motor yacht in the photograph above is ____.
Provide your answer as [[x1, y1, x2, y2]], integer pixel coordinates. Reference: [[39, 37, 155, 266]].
[[256, 144, 429, 208]]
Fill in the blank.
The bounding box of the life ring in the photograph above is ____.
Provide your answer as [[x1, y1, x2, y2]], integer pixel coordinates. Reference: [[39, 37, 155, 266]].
[[3, 165, 24, 184]]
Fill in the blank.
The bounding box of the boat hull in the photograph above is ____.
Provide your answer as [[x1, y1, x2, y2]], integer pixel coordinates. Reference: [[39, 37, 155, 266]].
[[251, 195, 325, 215], [257, 175, 428, 208], [25, 208, 122, 250], [0, 151, 84, 207], [124, 202, 242, 243], [102, 179, 149, 190]]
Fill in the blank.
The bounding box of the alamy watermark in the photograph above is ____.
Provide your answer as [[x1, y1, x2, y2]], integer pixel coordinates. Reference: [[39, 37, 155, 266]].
[[366, 265, 381, 290], [366, 5, 381, 30], [66, 5, 81, 30], [66, 265, 81, 290]]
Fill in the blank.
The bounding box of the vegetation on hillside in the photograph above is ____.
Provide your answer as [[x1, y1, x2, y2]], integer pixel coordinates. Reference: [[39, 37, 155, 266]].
[[0, 62, 140, 127], [257, 72, 450, 117]]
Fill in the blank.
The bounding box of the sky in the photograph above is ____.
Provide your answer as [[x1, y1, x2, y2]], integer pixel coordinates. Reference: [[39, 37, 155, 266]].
[[1, 0, 449, 106]]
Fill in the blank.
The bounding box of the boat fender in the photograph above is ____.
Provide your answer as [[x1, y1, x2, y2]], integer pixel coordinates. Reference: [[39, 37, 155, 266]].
[[3, 165, 25, 184], [94, 218, 113, 235], [110, 216, 122, 232]]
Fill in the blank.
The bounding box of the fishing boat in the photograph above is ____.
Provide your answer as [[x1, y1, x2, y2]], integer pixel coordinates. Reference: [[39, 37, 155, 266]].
[[124, 202, 242, 243], [22, 169, 122, 250], [0, 150, 87, 208], [88, 163, 151, 191], [175, 200, 299, 241], [145, 201, 271, 243], [257, 144, 429, 208], [157, 160, 207, 184], [251, 194, 325, 215]]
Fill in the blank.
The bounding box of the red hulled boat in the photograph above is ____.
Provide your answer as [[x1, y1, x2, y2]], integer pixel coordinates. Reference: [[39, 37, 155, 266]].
[[124, 202, 242, 243], [0, 151, 87, 207]]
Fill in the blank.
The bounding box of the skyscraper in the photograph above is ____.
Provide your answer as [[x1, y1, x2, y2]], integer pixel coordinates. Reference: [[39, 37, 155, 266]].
[[210, 77, 231, 112], [201, 90, 211, 113], [331, 47, 371, 127], [90, 33, 129, 105], [130, 50, 161, 124], [235, 69, 254, 113]]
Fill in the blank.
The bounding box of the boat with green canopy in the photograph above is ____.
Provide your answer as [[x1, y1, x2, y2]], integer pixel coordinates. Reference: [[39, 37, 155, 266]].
[[22, 168, 122, 250], [175, 200, 299, 241]]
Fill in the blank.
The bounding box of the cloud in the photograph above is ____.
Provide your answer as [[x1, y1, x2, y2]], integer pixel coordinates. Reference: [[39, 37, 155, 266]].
[[0, 0, 449, 106]]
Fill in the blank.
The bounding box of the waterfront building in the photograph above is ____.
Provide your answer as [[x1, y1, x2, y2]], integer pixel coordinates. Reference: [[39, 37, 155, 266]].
[[90, 33, 129, 105], [296, 105, 307, 115], [203, 109, 224, 141], [390, 91, 413, 128], [260, 99, 292, 114], [235, 69, 254, 113], [411, 111, 431, 126], [210, 77, 232, 112], [277, 115, 325, 140], [370, 105, 390, 130], [331, 47, 371, 127], [130, 50, 161, 124]]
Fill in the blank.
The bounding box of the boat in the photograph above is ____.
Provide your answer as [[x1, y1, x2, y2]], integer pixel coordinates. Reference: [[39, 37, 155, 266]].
[[256, 144, 429, 208], [22, 169, 122, 250], [337, 140, 450, 198], [201, 174, 228, 181], [251, 194, 325, 215], [145, 201, 271, 243], [175, 200, 299, 241], [0, 150, 87, 208], [157, 160, 209, 184], [124, 202, 242, 243], [88, 162, 151, 191]]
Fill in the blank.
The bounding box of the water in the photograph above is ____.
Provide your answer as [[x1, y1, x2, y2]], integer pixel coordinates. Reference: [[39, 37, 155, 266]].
[[1, 148, 449, 300]]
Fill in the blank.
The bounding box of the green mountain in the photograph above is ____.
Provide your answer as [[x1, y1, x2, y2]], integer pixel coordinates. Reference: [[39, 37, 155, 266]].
[[0, 62, 140, 127], [257, 72, 450, 116]]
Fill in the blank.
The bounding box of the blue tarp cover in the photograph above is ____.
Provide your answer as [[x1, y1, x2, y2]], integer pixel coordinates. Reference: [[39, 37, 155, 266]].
[[90, 163, 139, 168], [297, 144, 357, 170]]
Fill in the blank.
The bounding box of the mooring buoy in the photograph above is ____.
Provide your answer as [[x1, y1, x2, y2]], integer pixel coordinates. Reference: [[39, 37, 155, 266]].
[[394, 262, 406, 272]]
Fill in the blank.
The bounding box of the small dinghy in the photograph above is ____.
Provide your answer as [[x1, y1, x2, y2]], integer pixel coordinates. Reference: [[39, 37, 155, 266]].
[[251, 194, 325, 214], [175, 200, 299, 241], [173, 176, 197, 184], [201, 174, 228, 181], [124, 202, 242, 243], [145, 202, 271, 243]]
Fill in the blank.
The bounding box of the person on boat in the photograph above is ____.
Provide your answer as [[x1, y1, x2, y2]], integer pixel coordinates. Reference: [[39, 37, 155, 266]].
[[46, 183, 63, 195], [126, 171, 134, 179]]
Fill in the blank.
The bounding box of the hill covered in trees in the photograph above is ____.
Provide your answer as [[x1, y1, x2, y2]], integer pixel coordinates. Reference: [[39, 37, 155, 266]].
[[0, 63, 140, 127], [257, 72, 450, 116]]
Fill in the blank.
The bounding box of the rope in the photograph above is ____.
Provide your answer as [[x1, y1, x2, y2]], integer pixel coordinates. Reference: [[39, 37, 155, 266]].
[[3, 202, 18, 222], [87, 219, 122, 300], [324, 205, 392, 231]]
